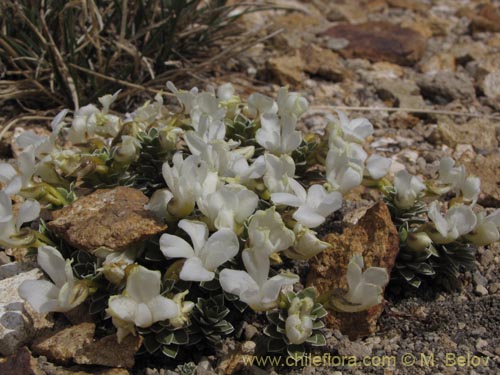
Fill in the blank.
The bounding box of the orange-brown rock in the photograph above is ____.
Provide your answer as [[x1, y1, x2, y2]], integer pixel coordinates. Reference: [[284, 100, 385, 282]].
[[321, 22, 427, 66], [307, 201, 399, 340], [299, 45, 344, 82], [74, 334, 142, 368], [48, 187, 167, 252]]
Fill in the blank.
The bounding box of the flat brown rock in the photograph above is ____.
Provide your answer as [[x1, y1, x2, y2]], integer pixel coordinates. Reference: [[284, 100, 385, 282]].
[[31, 323, 95, 365], [322, 21, 427, 66], [74, 334, 142, 368], [47, 187, 167, 251], [307, 201, 399, 340]]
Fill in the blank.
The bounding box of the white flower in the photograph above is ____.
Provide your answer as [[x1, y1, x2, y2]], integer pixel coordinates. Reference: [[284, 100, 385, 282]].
[[285, 296, 314, 345], [125, 93, 163, 128], [464, 210, 500, 246], [0, 147, 37, 195], [145, 189, 174, 220], [326, 143, 365, 194], [198, 184, 258, 232], [328, 111, 373, 144], [284, 223, 330, 260], [263, 154, 296, 194], [461, 176, 480, 204], [276, 87, 309, 118], [271, 182, 342, 228], [167, 81, 198, 114], [233, 154, 266, 185], [168, 82, 226, 142], [68, 94, 121, 144], [0, 191, 40, 247], [184, 134, 231, 174], [159, 219, 239, 282], [255, 113, 302, 155], [247, 207, 295, 255], [114, 135, 141, 164], [331, 254, 388, 313], [425, 202, 477, 244], [106, 265, 179, 342], [393, 170, 426, 210], [0, 163, 23, 195], [19, 246, 89, 315], [94, 247, 139, 285], [217, 83, 235, 101], [162, 153, 217, 218], [433, 157, 480, 203], [247, 93, 278, 117], [219, 249, 299, 311], [15, 109, 68, 157], [366, 154, 392, 180]]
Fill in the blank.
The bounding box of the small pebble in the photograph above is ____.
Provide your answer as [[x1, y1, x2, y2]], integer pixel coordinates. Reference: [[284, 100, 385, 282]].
[[475, 285, 488, 296], [476, 338, 488, 350]]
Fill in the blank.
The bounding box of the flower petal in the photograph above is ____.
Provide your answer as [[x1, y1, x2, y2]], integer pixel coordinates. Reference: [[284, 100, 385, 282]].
[[346, 256, 363, 292], [145, 189, 173, 219], [159, 234, 195, 260], [18, 279, 60, 314], [219, 269, 260, 305], [242, 249, 269, 288], [179, 257, 215, 282], [37, 246, 68, 287], [293, 206, 326, 228], [134, 302, 154, 327], [366, 154, 391, 180], [428, 202, 448, 237], [178, 219, 208, 254], [126, 266, 161, 303], [147, 295, 179, 322], [362, 267, 389, 287], [271, 193, 303, 207], [16, 199, 40, 231], [108, 295, 137, 322], [200, 228, 239, 271], [260, 273, 299, 305]]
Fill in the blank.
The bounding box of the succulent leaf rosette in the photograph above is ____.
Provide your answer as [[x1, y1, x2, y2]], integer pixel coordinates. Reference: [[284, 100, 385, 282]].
[[0, 82, 495, 361]]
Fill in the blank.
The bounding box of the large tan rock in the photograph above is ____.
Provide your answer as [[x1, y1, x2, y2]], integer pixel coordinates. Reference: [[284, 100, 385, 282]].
[[322, 22, 427, 66], [438, 119, 499, 152], [47, 187, 167, 251], [300, 44, 344, 82], [307, 201, 399, 340], [31, 323, 96, 364], [266, 53, 305, 86]]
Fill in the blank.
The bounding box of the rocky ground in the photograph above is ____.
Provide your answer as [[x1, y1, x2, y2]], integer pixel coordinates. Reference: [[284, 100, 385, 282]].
[[1, 0, 500, 374]]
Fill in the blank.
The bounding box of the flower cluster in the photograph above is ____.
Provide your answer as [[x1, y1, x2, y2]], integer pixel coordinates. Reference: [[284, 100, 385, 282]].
[[387, 157, 497, 287], [0, 83, 494, 360]]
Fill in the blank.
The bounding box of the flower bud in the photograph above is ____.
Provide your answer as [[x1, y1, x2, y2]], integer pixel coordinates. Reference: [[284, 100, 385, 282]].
[[114, 136, 141, 164], [406, 232, 433, 252]]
